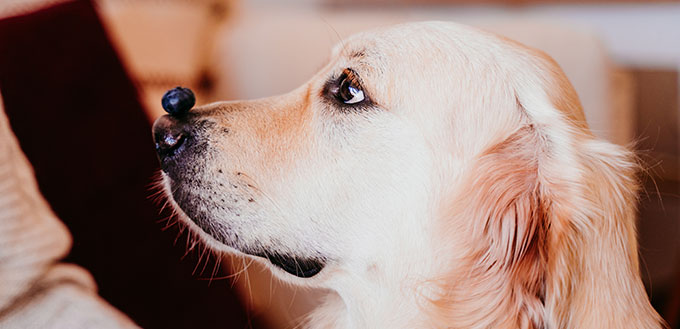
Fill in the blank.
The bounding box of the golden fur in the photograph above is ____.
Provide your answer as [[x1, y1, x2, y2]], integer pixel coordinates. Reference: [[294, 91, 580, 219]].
[[156, 21, 665, 328]]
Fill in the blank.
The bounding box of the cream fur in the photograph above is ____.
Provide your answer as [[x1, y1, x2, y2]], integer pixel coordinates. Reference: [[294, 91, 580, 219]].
[[157, 21, 664, 329]]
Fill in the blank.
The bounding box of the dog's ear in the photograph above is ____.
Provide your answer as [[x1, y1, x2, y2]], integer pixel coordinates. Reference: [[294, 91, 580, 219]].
[[428, 123, 553, 328], [440, 125, 551, 329], [544, 138, 666, 329], [515, 55, 664, 328], [438, 122, 664, 329], [431, 68, 664, 328], [489, 85, 664, 327]]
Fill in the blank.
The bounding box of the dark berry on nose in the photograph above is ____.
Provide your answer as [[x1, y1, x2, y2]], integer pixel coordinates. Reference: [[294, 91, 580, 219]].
[[161, 86, 196, 117]]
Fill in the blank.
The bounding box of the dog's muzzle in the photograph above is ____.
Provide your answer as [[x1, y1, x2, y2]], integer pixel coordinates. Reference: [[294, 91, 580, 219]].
[[151, 87, 327, 279]]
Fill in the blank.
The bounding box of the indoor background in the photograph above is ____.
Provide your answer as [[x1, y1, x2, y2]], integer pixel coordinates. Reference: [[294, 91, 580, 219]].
[[0, 0, 678, 328]]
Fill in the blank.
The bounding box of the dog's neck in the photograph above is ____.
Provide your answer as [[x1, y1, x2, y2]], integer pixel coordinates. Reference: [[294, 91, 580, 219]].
[[307, 267, 439, 329], [302, 183, 550, 329], [305, 224, 443, 329], [305, 250, 545, 329], [302, 218, 545, 329]]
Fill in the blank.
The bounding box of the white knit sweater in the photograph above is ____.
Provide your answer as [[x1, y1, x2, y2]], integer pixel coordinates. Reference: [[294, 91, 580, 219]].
[[0, 97, 138, 328]]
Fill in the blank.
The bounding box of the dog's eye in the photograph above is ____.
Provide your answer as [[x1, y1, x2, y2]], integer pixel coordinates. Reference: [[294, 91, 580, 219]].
[[332, 69, 365, 105], [338, 77, 364, 104]]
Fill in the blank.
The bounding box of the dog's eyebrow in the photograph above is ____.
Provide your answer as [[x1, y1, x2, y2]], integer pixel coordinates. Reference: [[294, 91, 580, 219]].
[[349, 50, 366, 60]]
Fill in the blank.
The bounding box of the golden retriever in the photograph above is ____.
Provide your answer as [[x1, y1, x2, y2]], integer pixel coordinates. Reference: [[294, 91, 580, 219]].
[[152, 21, 664, 328]]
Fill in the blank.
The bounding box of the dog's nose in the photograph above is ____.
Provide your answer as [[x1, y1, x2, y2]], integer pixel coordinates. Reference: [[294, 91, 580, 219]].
[[154, 87, 196, 161], [161, 86, 195, 117], [153, 115, 188, 159]]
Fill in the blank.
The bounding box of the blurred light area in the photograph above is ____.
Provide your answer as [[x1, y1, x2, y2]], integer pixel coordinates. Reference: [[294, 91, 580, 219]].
[[240, 1, 680, 69], [2, 1, 677, 69], [455, 3, 680, 68], [0, 0, 60, 17]]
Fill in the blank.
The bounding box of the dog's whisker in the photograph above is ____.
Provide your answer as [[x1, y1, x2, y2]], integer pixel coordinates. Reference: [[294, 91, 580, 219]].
[[267, 264, 276, 309], [191, 241, 209, 276], [158, 216, 179, 231], [202, 256, 255, 282], [287, 276, 298, 312], [229, 257, 243, 289], [180, 234, 199, 261], [199, 244, 212, 275], [156, 197, 172, 215], [204, 251, 221, 286], [243, 257, 255, 309]]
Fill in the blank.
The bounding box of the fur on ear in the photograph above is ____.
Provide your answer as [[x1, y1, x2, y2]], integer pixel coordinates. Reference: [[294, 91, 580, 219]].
[[543, 138, 666, 329], [424, 41, 666, 328], [472, 126, 549, 329], [428, 126, 665, 329], [427, 125, 550, 329]]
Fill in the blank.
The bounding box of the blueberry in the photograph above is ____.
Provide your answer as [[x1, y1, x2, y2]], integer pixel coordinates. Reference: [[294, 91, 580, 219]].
[[161, 86, 196, 117]]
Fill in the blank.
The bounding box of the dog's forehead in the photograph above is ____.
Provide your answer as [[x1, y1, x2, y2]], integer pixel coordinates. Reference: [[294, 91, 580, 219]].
[[326, 22, 513, 93], [331, 22, 491, 60], [325, 23, 499, 104]]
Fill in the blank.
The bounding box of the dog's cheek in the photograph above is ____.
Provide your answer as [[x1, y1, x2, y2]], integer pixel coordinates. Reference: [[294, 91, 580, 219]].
[[286, 116, 435, 264]]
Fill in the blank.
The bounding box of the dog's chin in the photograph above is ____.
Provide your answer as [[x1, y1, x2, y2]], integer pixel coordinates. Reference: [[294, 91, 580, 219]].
[[169, 198, 326, 278], [162, 179, 327, 279]]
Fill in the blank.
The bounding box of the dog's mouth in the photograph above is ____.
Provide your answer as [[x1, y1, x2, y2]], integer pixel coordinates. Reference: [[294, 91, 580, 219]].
[[163, 179, 326, 278], [254, 251, 326, 278]]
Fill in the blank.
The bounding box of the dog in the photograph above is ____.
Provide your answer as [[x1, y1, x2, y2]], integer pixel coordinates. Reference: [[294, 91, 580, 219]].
[[152, 21, 664, 329]]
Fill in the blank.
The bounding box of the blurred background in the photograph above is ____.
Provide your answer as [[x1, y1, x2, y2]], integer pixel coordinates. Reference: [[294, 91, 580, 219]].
[[0, 0, 678, 328]]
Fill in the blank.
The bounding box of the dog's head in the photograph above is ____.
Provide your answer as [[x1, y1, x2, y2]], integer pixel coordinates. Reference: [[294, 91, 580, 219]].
[[153, 22, 662, 328]]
